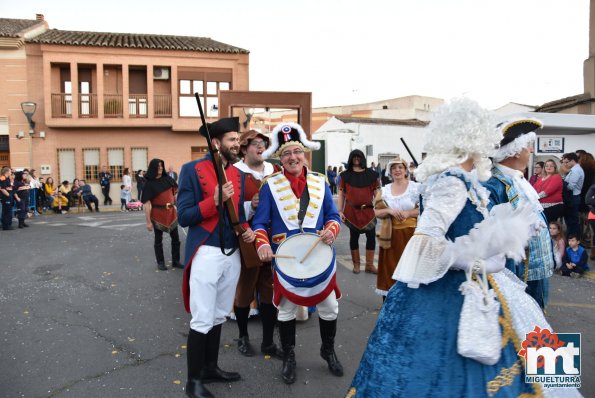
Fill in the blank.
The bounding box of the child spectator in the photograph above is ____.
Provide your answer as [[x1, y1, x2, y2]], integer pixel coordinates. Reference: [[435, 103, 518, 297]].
[[120, 184, 130, 212], [548, 221, 565, 269], [560, 234, 589, 277]]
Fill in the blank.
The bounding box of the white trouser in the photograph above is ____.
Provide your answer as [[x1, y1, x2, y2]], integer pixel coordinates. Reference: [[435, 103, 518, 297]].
[[277, 291, 339, 322], [189, 245, 241, 333]]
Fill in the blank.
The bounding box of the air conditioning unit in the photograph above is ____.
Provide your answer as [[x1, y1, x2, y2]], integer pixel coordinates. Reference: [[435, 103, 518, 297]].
[[153, 67, 170, 80]]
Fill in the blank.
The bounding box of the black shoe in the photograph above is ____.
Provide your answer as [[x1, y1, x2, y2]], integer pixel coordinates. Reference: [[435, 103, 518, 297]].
[[18, 223, 24, 229], [185, 379, 214, 398], [237, 336, 255, 357], [201, 366, 241, 384], [281, 348, 296, 384], [172, 261, 184, 269], [261, 342, 283, 359], [157, 262, 167, 271], [320, 346, 344, 376]]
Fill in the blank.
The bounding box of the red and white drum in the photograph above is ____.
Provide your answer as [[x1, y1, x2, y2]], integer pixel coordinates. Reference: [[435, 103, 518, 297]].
[[272, 232, 339, 307]]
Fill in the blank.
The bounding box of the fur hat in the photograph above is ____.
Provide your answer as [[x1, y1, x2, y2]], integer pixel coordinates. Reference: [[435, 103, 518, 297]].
[[262, 122, 320, 159], [199, 117, 240, 140]]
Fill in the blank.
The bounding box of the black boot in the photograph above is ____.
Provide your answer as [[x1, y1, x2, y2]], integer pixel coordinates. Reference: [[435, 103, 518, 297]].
[[18, 220, 24, 229], [185, 329, 214, 398], [154, 243, 167, 270], [259, 303, 283, 359], [234, 306, 255, 357], [319, 318, 343, 376], [202, 324, 241, 383], [278, 319, 296, 384], [172, 233, 183, 268]]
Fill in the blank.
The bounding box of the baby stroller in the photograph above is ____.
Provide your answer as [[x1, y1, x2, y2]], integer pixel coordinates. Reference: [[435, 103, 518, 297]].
[[126, 199, 143, 211]]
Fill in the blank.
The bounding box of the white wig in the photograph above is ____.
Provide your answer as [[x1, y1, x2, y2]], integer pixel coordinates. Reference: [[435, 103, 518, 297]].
[[415, 98, 500, 182], [492, 132, 536, 162]]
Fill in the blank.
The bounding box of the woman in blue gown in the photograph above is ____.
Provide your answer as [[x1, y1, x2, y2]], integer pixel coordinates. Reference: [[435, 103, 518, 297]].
[[347, 99, 582, 398]]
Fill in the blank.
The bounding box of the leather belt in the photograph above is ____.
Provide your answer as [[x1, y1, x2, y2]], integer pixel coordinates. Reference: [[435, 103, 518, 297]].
[[347, 201, 373, 209], [152, 203, 174, 209]]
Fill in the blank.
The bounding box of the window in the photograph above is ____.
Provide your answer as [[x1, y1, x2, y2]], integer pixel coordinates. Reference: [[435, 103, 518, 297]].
[[57, 149, 76, 183], [131, 148, 148, 176], [83, 148, 100, 182], [179, 79, 230, 117], [108, 148, 124, 181]]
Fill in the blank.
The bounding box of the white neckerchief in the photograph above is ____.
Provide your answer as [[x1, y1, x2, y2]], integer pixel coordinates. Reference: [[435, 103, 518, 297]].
[[234, 160, 275, 181], [495, 163, 543, 213]]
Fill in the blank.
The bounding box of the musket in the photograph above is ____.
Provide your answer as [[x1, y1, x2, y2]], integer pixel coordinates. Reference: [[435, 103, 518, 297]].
[[400, 138, 419, 167], [195, 93, 261, 266]]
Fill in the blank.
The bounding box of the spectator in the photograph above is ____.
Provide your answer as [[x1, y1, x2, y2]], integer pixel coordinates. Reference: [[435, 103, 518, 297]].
[[562, 152, 585, 239], [533, 159, 564, 222], [167, 166, 178, 182], [29, 169, 41, 210], [336, 165, 344, 188], [123, 167, 132, 196], [560, 234, 589, 276], [408, 162, 418, 182], [136, 170, 146, 201], [327, 165, 337, 195], [59, 180, 73, 205], [79, 180, 99, 212], [37, 176, 46, 212], [71, 178, 82, 206], [529, 161, 544, 186], [120, 184, 129, 212], [98, 165, 113, 205], [52, 190, 69, 213], [586, 183, 595, 260], [549, 221, 565, 269], [577, 151, 594, 221], [44, 177, 57, 208], [13, 171, 30, 228]]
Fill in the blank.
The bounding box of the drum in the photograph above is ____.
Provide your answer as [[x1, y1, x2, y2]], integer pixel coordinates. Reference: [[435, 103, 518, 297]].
[[273, 233, 338, 307]]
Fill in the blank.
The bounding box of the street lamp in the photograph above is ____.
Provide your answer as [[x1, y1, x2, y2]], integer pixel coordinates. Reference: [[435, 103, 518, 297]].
[[21, 101, 37, 133]]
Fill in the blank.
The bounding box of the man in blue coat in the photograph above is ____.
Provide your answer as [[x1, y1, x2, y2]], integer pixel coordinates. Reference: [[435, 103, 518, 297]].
[[483, 118, 554, 309], [252, 122, 343, 385], [177, 116, 255, 398]]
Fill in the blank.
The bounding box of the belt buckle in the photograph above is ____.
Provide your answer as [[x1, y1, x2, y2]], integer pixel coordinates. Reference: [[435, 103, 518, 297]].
[[165, 203, 172, 209], [361, 204, 366, 209]]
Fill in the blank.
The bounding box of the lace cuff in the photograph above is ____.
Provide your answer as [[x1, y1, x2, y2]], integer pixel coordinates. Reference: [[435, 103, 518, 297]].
[[393, 234, 452, 288]]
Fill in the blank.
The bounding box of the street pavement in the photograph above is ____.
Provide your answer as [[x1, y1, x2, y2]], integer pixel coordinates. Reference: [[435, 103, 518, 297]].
[[0, 209, 593, 398]]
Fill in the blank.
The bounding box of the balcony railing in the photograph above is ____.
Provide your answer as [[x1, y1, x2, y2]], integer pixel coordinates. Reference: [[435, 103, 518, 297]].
[[51, 93, 72, 118], [104, 94, 123, 118], [50, 93, 174, 119], [79, 93, 97, 117], [154, 94, 172, 117], [129, 94, 148, 118]]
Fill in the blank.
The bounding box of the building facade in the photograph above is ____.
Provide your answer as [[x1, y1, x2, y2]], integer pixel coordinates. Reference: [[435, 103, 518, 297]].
[[0, 14, 249, 198]]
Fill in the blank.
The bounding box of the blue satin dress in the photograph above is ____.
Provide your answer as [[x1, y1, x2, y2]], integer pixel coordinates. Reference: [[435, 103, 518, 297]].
[[348, 173, 538, 398]]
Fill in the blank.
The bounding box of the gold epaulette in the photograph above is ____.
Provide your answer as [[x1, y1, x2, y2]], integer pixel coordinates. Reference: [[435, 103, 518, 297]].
[[308, 171, 329, 184], [260, 171, 283, 191]]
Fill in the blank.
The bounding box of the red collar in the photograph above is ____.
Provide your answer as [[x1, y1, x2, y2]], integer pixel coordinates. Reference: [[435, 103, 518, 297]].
[[284, 167, 307, 197]]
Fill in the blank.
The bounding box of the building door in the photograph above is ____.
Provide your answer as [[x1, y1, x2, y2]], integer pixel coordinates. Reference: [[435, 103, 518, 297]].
[[311, 140, 325, 173]]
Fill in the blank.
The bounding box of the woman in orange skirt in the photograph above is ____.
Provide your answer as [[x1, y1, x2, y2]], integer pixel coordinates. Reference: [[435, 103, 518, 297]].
[[373, 157, 419, 300]]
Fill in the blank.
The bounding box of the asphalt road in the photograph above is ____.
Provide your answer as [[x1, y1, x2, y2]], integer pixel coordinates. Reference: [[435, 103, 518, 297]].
[[0, 210, 593, 398]]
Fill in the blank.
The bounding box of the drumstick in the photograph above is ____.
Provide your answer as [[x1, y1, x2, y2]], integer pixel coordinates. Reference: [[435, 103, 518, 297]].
[[271, 254, 296, 259], [300, 232, 326, 264]]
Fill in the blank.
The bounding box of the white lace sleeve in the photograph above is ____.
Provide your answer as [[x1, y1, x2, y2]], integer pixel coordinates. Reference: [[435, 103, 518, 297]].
[[393, 176, 468, 287]]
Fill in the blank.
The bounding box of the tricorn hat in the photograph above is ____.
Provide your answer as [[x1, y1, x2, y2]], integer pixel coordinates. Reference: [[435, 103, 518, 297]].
[[498, 118, 542, 147], [239, 129, 270, 148], [199, 117, 240, 140], [262, 122, 320, 159]]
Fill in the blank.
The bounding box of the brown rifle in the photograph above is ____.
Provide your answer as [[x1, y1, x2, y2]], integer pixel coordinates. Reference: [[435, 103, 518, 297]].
[[194, 93, 261, 268]]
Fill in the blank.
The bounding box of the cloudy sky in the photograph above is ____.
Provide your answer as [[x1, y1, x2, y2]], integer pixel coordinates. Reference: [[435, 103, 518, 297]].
[[1, 0, 590, 109]]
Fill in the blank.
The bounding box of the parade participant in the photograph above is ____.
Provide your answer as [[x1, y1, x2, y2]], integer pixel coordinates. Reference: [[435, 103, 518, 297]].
[[141, 158, 181, 271], [0, 166, 14, 230], [177, 117, 256, 398], [13, 171, 31, 228], [484, 118, 554, 309], [232, 129, 282, 358], [372, 156, 419, 299], [337, 149, 379, 274], [348, 98, 579, 398], [252, 122, 343, 385]]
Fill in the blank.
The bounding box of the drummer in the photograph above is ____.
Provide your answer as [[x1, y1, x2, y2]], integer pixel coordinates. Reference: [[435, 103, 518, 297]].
[[252, 122, 343, 385]]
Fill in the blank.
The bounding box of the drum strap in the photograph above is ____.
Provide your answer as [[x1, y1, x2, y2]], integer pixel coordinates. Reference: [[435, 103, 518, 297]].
[[297, 185, 310, 232]]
